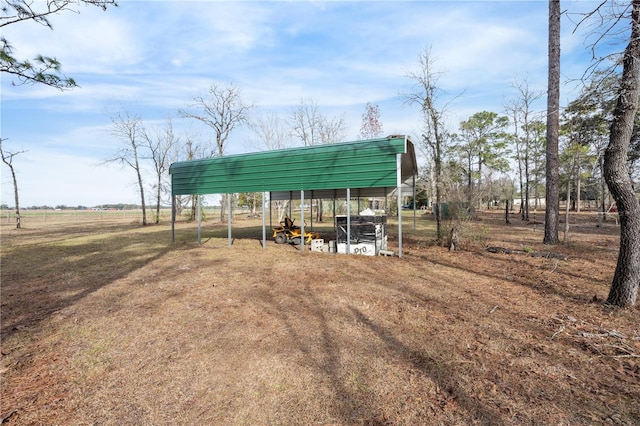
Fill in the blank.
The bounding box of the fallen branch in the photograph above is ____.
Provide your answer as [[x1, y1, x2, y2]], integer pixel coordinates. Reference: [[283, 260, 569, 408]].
[[486, 246, 517, 254], [552, 325, 565, 339], [604, 343, 636, 355], [580, 330, 626, 339], [2, 409, 18, 424], [485, 246, 567, 261]]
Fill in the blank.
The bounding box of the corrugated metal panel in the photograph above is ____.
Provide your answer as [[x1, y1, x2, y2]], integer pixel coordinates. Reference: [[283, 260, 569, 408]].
[[169, 135, 417, 196]]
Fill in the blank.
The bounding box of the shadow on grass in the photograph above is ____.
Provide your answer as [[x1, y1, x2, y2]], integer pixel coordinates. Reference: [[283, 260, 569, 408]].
[[252, 281, 400, 423], [407, 248, 605, 305], [1, 224, 180, 340], [251, 270, 506, 423], [347, 305, 504, 425]]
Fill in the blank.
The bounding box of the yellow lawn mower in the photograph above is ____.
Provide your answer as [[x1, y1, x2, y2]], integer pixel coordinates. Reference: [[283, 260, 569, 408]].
[[273, 216, 320, 245]]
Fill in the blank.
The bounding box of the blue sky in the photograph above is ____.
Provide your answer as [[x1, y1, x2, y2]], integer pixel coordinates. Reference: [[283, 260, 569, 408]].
[[0, 0, 625, 207]]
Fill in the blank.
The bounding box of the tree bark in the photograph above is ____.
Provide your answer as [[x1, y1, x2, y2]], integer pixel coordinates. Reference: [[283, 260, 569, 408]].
[[604, 0, 640, 308], [563, 180, 570, 244], [134, 152, 147, 226], [598, 154, 606, 226], [156, 173, 162, 224], [524, 145, 530, 221], [505, 199, 510, 224], [544, 0, 561, 244], [0, 141, 25, 229], [9, 160, 21, 229]]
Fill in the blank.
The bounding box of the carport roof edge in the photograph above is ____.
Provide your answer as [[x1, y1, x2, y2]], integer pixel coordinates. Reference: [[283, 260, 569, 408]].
[[169, 135, 418, 197]]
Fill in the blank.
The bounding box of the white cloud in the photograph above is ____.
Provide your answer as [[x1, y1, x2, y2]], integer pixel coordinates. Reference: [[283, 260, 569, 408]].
[[2, 3, 143, 76]]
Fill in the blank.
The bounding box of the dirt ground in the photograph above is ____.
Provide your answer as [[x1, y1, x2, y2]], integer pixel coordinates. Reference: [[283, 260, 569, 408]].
[[1, 210, 638, 425]]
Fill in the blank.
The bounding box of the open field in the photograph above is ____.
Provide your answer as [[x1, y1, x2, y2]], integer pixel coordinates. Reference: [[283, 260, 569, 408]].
[[1, 211, 638, 425]]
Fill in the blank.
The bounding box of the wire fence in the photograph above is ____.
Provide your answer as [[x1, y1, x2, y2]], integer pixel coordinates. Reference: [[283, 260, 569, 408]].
[[1, 209, 161, 224], [0, 207, 251, 225]]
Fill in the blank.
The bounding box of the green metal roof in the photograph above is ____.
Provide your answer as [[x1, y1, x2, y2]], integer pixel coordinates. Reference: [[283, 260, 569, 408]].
[[169, 135, 417, 197]]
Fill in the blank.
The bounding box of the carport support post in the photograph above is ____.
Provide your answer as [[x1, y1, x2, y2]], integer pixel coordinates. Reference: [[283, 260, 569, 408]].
[[269, 191, 273, 231], [197, 194, 202, 246], [397, 154, 403, 258], [300, 190, 305, 252], [171, 194, 175, 243], [262, 192, 266, 249], [227, 193, 232, 247], [346, 188, 351, 254]]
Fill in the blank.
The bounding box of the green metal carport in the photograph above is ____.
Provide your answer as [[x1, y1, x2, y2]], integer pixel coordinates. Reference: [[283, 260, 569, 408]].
[[169, 134, 418, 257]]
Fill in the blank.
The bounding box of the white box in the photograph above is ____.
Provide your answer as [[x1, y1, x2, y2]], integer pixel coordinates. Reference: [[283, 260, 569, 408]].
[[337, 242, 376, 256], [311, 239, 324, 252]]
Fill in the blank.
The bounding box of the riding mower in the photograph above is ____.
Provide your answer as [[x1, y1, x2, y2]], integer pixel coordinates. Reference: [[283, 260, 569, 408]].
[[273, 216, 320, 245]]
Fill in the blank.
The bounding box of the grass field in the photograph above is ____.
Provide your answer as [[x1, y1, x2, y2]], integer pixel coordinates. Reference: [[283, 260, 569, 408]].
[[1, 210, 638, 425]]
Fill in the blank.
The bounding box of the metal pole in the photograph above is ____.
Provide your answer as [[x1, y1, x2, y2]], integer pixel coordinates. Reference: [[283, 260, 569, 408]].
[[262, 192, 266, 249], [300, 190, 305, 252], [397, 154, 403, 258], [310, 191, 313, 230], [171, 195, 175, 243], [269, 191, 272, 230], [346, 188, 351, 254], [197, 194, 201, 246], [227, 193, 232, 247]]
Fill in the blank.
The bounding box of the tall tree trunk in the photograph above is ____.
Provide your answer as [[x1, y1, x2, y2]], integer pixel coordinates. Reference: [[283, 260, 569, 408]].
[[505, 199, 510, 224], [9, 162, 21, 229], [544, 0, 561, 244], [517, 153, 525, 220], [524, 145, 530, 221], [564, 179, 571, 244], [317, 198, 324, 222], [135, 162, 147, 226], [156, 174, 162, 224], [435, 139, 443, 240], [576, 161, 582, 213], [604, 0, 640, 308], [599, 154, 606, 226]]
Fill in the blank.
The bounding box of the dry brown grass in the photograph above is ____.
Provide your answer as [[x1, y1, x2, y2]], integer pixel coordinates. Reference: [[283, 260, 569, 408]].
[[1, 211, 638, 425]]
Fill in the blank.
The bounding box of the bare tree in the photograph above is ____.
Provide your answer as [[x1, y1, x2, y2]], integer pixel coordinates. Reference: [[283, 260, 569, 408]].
[[180, 82, 253, 221], [0, 138, 26, 228], [106, 111, 148, 226], [143, 118, 178, 224], [290, 98, 348, 146], [405, 47, 455, 241], [504, 78, 544, 221], [603, 0, 640, 308], [544, 0, 561, 245], [290, 99, 322, 146], [1, 0, 117, 89], [359, 102, 384, 139], [180, 82, 253, 157], [248, 112, 292, 151], [319, 115, 347, 145]]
